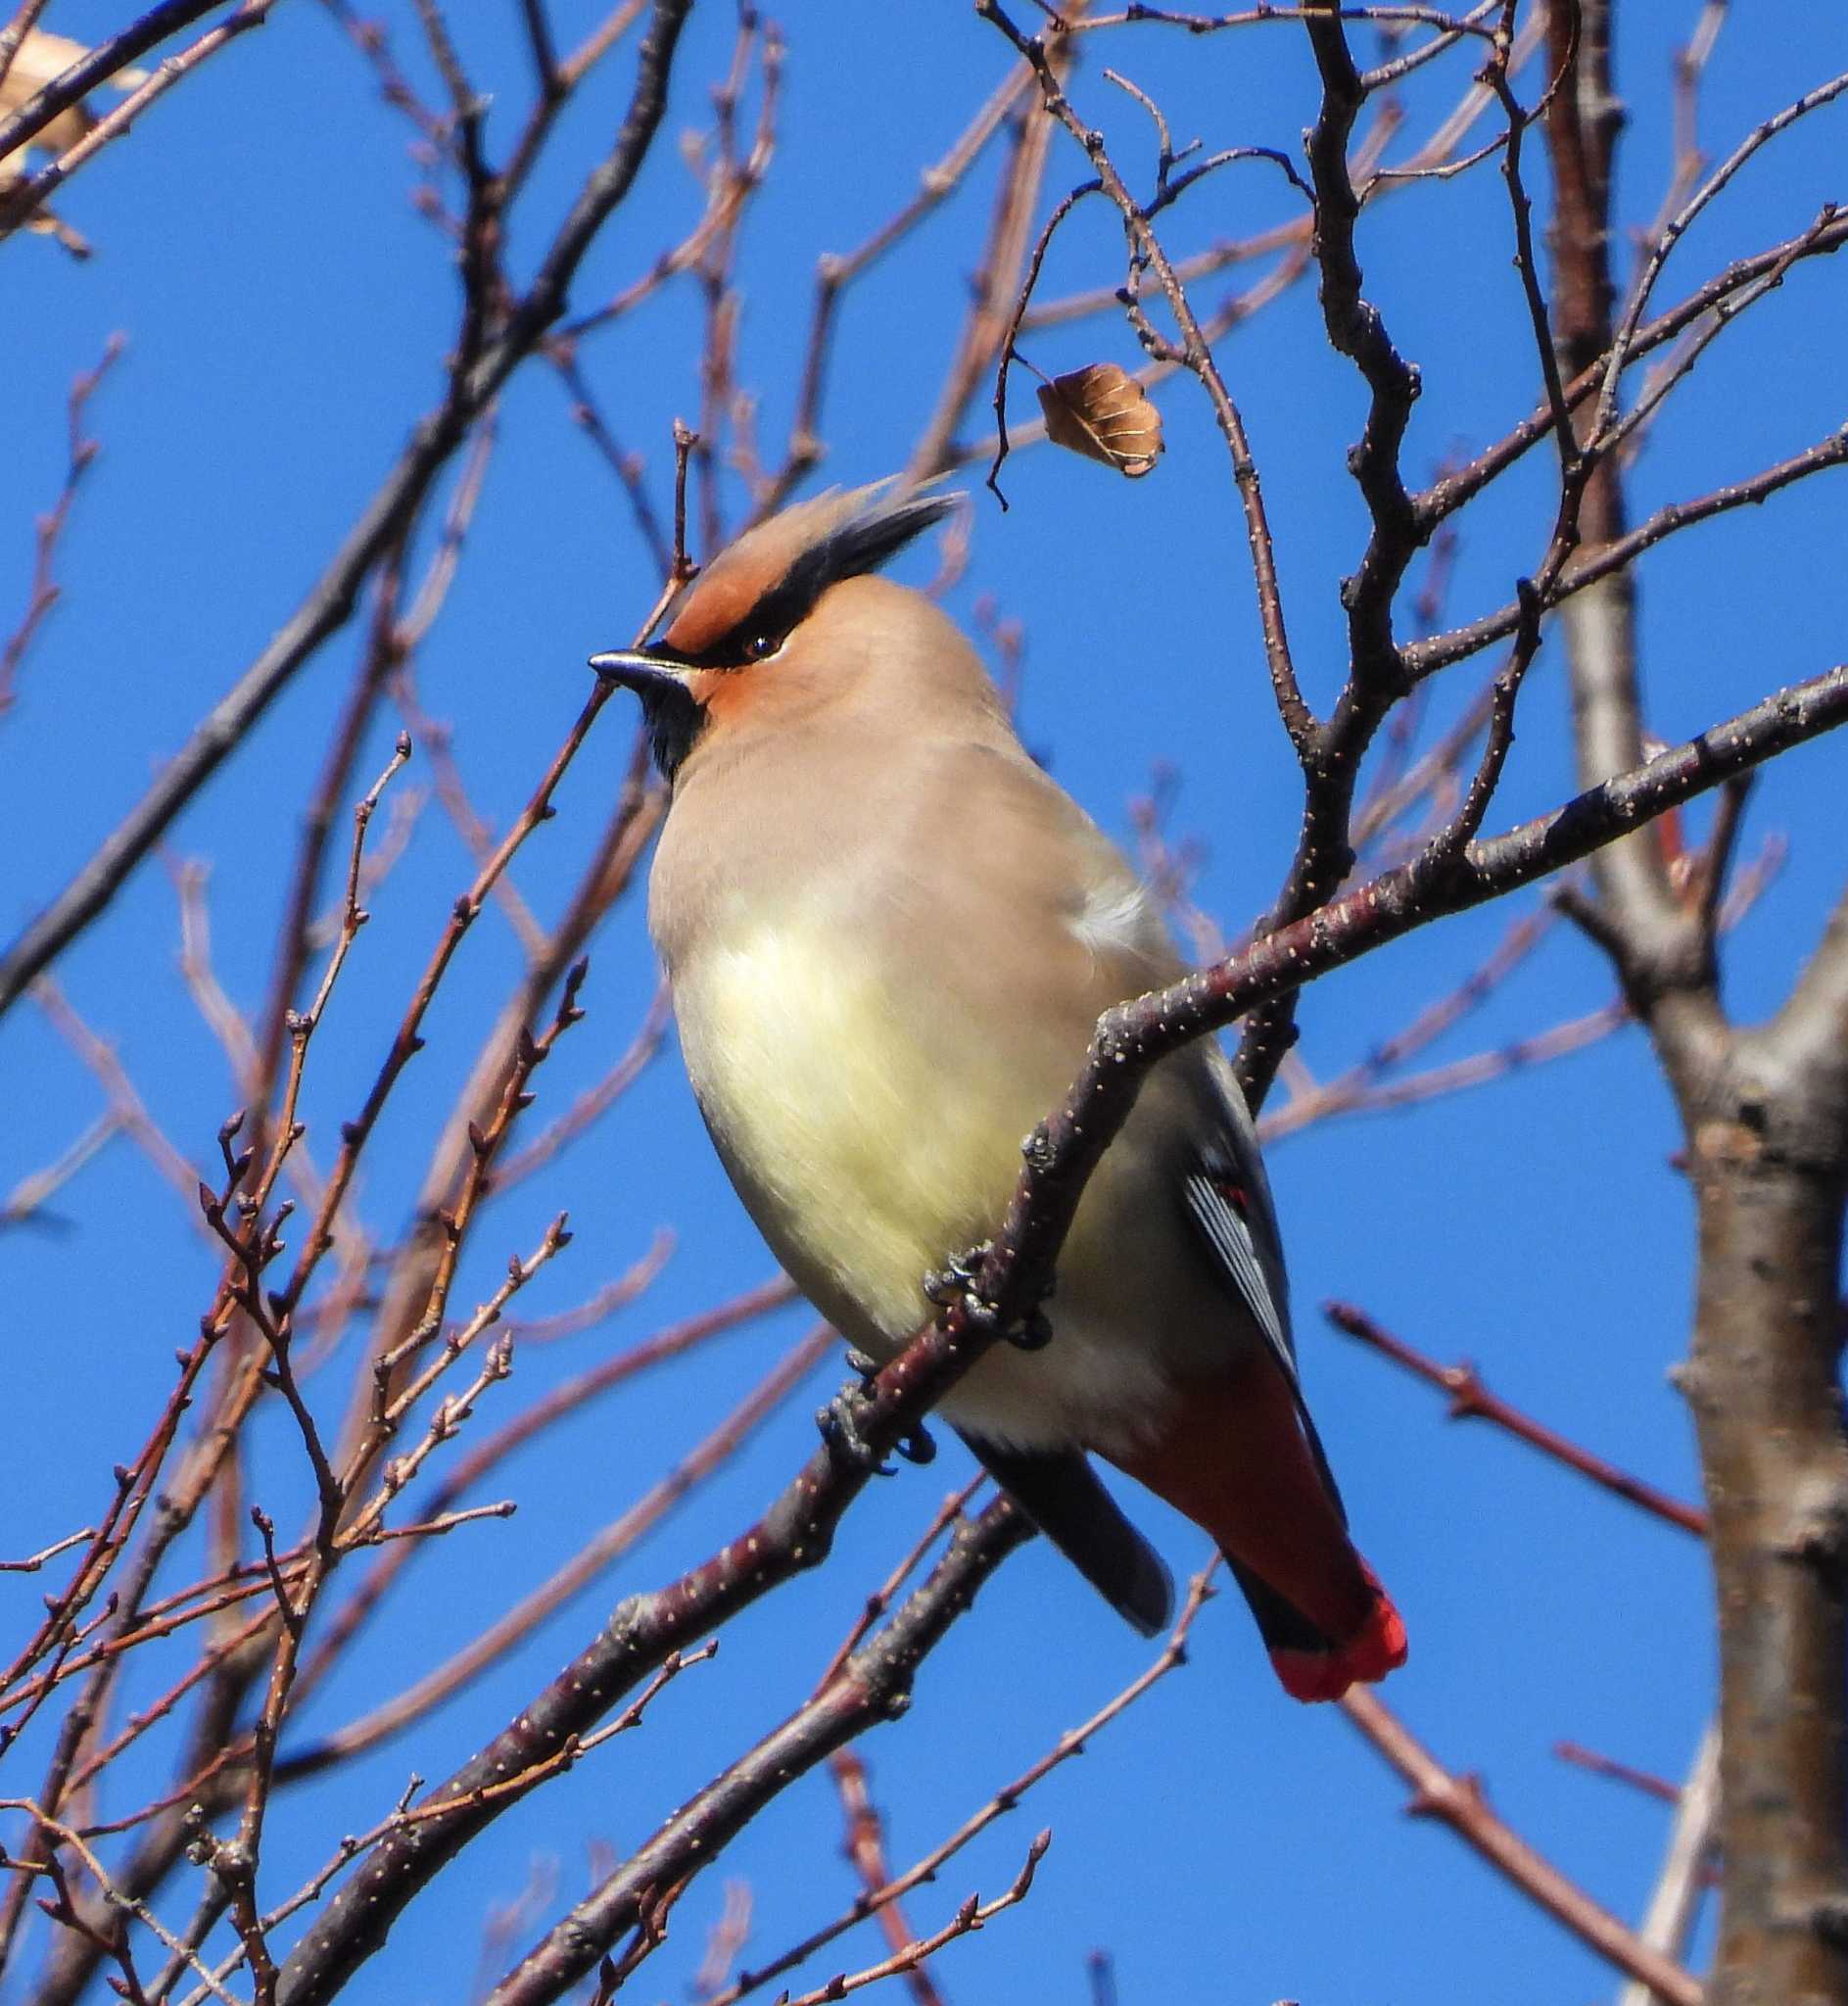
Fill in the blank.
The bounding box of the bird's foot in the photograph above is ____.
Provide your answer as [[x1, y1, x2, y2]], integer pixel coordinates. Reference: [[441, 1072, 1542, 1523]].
[[924, 1244, 1053, 1352], [922, 1242, 992, 1309], [817, 1390, 893, 1475], [816, 1380, 934, 1471], [842, 1345, 882, 1395]]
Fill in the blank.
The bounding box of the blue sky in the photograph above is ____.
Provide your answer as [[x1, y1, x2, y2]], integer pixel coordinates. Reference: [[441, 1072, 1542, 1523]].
[[3, 4, 1846, 2001]]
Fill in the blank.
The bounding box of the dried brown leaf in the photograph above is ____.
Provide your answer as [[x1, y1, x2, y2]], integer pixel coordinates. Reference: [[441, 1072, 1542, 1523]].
[[2, 29, 150, 156], [1036, 362, 1162, 478]]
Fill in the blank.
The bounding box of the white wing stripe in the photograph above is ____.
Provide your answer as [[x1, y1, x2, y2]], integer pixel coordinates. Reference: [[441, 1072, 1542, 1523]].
[[1183, 1173, 1292, 1371]]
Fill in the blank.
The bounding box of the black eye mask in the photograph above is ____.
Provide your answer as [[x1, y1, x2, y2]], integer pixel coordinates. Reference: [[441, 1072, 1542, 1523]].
[[671, 489, 958, 673]]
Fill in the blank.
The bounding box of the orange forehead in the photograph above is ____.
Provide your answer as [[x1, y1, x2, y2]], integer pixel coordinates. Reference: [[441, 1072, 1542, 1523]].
[[661, 544, 782, 655], [659, 487, 876, 655]]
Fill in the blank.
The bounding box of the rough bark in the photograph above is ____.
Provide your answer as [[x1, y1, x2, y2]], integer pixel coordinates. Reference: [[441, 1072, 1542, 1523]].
[[1682, 1048, 1848, 2004]]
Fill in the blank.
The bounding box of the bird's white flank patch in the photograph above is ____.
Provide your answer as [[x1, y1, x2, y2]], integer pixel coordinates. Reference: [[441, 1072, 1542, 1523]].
[[1070, 878, 1150, 957]]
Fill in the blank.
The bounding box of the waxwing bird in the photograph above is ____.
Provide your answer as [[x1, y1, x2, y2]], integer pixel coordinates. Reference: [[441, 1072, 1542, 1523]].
[[591, 481, 1405, 1701]]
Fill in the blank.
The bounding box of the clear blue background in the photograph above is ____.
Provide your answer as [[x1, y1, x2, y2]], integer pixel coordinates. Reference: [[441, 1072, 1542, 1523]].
[[3, 4, 1845, 2001]]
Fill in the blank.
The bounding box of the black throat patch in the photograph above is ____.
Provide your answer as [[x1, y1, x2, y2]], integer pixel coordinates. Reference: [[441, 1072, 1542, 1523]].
[[640, 678, 706, 784]]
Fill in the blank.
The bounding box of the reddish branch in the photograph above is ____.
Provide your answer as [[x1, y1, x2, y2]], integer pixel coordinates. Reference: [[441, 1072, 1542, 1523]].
[[10, 690, 612, 1993], [479, 1500, 1037, 2006], [249, 419, 498, 1131], [1555, 1741, 1682, 1807], [829, 1753, 946, 2006], [774, 66, 1036, 497], [772, 1841, 1049, 2006], [0, 1530, 92, 1577], [12, 526, 689, 1998], [909, 22, 1068, 489], [1324, 1302, 1707, 1537], [813, 1480, 987, 1696], [0, 0, 694, 1021], [277, 1323, 831, 1781], [1341, 1691, 1701, 2004], [0, 334, 120, 715], [712, 1566, 1216, 2006]]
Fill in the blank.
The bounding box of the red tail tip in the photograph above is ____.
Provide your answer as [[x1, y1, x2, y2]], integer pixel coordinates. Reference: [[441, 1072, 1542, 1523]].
[[1268, 1566, 1407, 1704]]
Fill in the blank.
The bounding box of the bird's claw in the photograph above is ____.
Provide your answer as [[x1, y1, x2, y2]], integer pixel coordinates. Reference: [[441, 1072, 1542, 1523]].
[[896, 1422, 937, 1465], [924, 1245, 1051, 1351], [1008, 1305, 1055, 1352], [842, 1345, 882, 1394], [923, 1242, 992, 1309], [817, 1393, 893, 1475]]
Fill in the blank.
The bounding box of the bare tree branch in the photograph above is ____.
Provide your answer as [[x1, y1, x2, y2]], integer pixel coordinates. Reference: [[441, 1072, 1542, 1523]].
[[0, 0, 694, 1023], [1340, 1692, 1701, 2004], [480, 1499, 1037, 2006], [0, 0, 219, 161], [1324, 1301, 1707, 1536]]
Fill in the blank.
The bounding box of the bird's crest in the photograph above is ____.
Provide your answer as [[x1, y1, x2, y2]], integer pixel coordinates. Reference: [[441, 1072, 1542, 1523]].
[[658, 480, 959, 663]]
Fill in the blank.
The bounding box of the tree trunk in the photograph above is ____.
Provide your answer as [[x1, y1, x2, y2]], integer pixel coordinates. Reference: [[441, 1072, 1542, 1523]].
[[1684, 1042, 1848, 2005]]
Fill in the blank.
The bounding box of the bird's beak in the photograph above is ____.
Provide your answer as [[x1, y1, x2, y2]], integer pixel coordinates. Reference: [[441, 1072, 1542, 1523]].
[[589, 648, 693, 697]]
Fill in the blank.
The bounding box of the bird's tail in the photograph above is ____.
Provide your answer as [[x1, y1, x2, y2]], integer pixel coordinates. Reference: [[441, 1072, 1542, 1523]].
[[1222, 1550, 1406, 1703], [959, 1431, 1175, 1638], [1103, 1360, 1406, 1702]]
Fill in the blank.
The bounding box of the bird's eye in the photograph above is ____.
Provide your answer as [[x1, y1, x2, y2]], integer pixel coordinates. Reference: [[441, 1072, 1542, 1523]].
[[742, 632, 780, 662]]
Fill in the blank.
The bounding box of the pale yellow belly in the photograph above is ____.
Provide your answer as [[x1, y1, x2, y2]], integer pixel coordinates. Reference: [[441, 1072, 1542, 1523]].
[[670, 921, 1208, 1452], [676, 922, 1022, 1342]]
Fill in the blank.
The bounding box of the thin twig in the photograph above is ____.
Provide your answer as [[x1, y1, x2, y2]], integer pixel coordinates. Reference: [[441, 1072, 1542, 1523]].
[[1340, 1692, 1702, 2005], [0, 334, 123, 714], [1324, 1301, 1707, 1535], [711, 1567, 1216, 2006], [0, 0, 696, 1021]]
